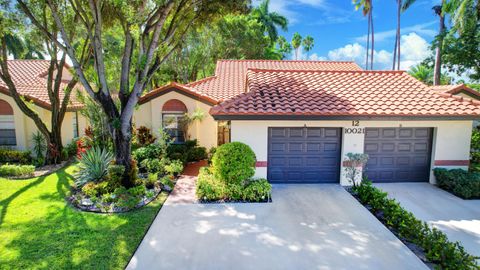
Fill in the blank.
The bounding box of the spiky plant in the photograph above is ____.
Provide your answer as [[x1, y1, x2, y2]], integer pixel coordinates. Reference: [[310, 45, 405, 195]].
[[75, 147, 114, 187]]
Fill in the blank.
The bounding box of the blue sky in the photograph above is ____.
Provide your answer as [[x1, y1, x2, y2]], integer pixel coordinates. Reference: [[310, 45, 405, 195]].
[[253, 0, 442, 71]]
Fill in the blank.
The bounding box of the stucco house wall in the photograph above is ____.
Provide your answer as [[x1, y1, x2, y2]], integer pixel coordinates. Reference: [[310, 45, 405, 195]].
[[230, 120, 472, 185], [0, 92, 86, 152], [134, 91, 217, 149]]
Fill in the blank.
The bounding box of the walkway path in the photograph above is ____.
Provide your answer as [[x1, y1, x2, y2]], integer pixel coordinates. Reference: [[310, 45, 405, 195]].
[[164, 160, 207, 205]]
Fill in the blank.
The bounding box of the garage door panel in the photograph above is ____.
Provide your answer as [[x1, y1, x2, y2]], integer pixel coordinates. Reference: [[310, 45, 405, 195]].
[[268, 127, 341, 183], [364, 127, 432, 183]]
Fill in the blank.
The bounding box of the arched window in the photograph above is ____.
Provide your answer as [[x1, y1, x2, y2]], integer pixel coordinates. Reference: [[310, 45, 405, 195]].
[[0, 99, 16, 146], [162, 99, 187, 143]]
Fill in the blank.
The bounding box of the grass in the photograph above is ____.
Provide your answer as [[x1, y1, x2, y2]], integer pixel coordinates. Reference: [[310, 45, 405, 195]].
[[0, 165, 168, 270]]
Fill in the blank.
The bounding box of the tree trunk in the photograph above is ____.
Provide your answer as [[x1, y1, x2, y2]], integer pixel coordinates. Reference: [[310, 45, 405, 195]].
[[370, 10, 375, 70], [46, 129, 63, 164], [366, 11, 371, 70], [114, 128, 134, 188], [434, 11, 445, 85], [397, 0, 401, 70]]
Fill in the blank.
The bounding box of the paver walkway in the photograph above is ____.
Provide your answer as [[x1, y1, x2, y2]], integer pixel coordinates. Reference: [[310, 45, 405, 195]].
[[165, 160, 207, 205]]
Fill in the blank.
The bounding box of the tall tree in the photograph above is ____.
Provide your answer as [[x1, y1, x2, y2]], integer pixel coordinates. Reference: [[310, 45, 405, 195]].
[[392, 0, 417, 70], [354, 0, 374, 70], [15, 0, 247, 187], [302, 35, 314, 59], [291, 32, 302, 60], [433, 3, 446, 85], [251, 0, 288, 44], [276, 36, 292, 59], [0, 10, 88, 164]]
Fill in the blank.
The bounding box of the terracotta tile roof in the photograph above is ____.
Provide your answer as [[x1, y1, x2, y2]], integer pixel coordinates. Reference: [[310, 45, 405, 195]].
[[0, 60, 83, 110], [184, 59, 362, 101], [210, 69, 480, 118], [430, 84, 480, 99]]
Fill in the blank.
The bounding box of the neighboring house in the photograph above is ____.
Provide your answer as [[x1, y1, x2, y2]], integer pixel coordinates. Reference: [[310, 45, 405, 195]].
[[138, 60, 480, 185], [0, 60, 87, 151]]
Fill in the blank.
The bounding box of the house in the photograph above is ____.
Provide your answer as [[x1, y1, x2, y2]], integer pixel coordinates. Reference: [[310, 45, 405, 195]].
[[137, 60, 480, 185], [0, 60, 87, 151]]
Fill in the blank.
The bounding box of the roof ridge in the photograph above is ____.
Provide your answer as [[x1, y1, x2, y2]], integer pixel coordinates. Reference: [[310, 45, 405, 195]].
[[246, 68, 406, 74], [217, 59, 357, 64], [186, 76, 217, 87]]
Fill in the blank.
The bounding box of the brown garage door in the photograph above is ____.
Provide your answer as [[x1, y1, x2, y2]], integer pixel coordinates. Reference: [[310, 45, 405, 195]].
[[268, 127, 342, 183], [364, 128, 433, 182]]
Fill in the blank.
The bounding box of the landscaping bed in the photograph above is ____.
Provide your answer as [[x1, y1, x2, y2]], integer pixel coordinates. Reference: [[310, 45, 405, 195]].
[[348, 181, 478, 269], [196, 142, 272, 203], [433, 168, 480, 199]]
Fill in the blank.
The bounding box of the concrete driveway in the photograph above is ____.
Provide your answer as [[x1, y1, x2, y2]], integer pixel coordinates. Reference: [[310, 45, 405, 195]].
[[127, 184, 426, 270], [375, 183, 480, 258]]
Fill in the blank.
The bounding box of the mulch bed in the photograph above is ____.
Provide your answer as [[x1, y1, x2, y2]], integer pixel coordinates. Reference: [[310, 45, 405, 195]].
[[346, 187, 435, 269]]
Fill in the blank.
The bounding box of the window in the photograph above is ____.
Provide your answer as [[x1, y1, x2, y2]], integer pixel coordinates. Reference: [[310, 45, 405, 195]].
[[162, 99, 187, 144], [0, 100, 16, 146], [217, 121, 231, 146], [162, 113, 185, 143], [73, 112, 79, 138]]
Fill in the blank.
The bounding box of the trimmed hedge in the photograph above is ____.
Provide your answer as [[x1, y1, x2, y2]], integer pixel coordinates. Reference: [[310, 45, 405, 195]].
[[433, 168, 480, 199], [0, 149, 32, 164], [211, 142, 256, 186], [353, 181, 478, 269], [0, 164, 35, 177]]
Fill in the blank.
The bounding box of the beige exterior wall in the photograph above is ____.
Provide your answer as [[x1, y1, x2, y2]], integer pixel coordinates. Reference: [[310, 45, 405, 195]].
[[134, 91, 218, 149], [231, 120, 473, 185], [0, 92, 86, 152]]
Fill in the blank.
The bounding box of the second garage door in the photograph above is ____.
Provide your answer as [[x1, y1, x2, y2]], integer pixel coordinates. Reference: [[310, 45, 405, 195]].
[[268, 127, 341, 183], [364, 127, 433, 183]]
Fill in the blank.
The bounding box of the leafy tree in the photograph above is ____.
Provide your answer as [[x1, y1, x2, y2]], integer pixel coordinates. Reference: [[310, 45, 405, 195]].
[[441, 0, 480, 80], [251, 0, 288, 43], [408, 63, 452, 85], [302, 35, 314, 58], [275, 36, 292, 59], [291, 32, 302, 60], [354, 0, 374, 70], [14, 0, 248, 186], [0, 4, 88, 164]]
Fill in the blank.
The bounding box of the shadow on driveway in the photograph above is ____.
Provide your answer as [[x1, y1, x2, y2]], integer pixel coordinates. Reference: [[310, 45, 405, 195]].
[[127, 184, 426, 270]]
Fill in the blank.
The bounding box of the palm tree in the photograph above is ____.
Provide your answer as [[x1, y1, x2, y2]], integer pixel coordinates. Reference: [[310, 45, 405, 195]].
[[354, 0, 374, 70], [252, 0, 288, 44], [433, 3, 446, 85], [392, 0, 417, 70], [445, 0, 479, 33], [276, 36, 292, 59], [408, 64, 434, 84], [291, 32, 302, 60], [302, 35, 314, 59]]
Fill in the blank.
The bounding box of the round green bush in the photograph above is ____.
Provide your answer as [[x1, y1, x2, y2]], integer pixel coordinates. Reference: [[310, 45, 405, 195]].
[[211, 142, 256, 185]]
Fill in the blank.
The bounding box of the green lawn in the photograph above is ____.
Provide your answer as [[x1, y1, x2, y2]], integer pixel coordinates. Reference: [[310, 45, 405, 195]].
[[0, 165, 167, 270]]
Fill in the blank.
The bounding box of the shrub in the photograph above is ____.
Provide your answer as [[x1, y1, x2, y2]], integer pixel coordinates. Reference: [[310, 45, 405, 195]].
[[433, 168, 480, 199], [353, 181, 478, 268], [82, 182, 99, 197], [187, 147, 208, 162], [106, 165, 125, 190], [128, 185, 147, 197], [76, 136, 92, 158], [160, 175, 174, 190], [31, 132, 46, 165], [0, 164, 35, 177], [75, 147, 114, 187], [140, 158, 169, 174], [0, 148, 32, 164], [343, 153, 369, 187], [114, 187, 141, 209], [133, 144, 162, 164], [207, 147, 216, 165], [167, 139, 208, 163], [132, 126, 156, 147], [145, 173, 158, 189], [165, 160, 184, 176], [196, 168, 225, 201], [211, 142, 256, 185], [242, 179, 271, 202], [62, 138, 79, 159]]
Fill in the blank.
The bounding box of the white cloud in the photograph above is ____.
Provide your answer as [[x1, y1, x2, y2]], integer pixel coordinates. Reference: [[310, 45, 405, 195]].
[[325, 32, 431, 70], [354, 21, 437, 43], [308, 53, 327, 61]]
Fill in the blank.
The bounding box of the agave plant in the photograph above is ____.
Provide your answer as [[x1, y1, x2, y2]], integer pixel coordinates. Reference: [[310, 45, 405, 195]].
[[75, 147, 114, 187]]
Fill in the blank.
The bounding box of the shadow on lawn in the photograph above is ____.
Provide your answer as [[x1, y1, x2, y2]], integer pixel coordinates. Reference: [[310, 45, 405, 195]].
[[0, 175, 47, 226], [2, 168, 165, 269]]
